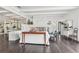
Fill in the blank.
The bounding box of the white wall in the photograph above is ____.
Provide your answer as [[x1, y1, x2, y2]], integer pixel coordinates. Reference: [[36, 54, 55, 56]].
[[64, 8, 79, 28], [27, 14, 65, 32], [64, 8, 79, 41]]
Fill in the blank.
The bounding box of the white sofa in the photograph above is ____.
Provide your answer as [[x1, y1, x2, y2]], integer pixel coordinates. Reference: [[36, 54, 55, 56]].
[[9, 31, 21, 41]]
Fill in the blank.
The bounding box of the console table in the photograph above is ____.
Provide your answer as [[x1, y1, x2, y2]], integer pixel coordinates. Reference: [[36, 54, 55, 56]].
[[22, 32, 47, 46]]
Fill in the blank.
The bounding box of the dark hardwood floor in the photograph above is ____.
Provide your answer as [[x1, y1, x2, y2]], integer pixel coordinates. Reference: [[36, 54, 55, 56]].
[[0, 34, 79, 53]]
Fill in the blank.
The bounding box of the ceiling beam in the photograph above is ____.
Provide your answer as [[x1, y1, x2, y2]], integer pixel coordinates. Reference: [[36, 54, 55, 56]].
[[0, 10, 9, 13], [21, 6, 78, 12], [1, 6, 26, 18], [23, 11, 68, 15]]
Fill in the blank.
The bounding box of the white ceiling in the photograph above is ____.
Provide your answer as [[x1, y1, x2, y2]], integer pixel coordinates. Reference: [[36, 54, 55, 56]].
[[0, 6, 78, 18], [17, 6, 78, 15]]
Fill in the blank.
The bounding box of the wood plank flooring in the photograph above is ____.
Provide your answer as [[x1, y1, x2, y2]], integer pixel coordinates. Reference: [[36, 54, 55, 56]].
[[0, 34, 79, 53]]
